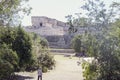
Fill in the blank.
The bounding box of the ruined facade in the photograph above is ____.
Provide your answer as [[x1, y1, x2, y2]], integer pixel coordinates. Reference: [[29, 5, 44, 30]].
[[31, 16, 68, 28], [24, 16, 99, 48], [24, 16, 98, 48], [25, 16, 71, 48]]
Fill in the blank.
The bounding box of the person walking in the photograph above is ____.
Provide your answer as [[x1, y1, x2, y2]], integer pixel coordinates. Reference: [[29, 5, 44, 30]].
[[38, 68, 42, 80]]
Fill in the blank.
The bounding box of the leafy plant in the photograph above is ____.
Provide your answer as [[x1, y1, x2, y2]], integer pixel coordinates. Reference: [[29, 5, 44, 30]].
[[37, 52, 55, 72], [71, 35, 82, 53]]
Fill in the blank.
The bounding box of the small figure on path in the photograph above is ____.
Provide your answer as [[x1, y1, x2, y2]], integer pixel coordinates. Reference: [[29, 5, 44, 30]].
[[38, 67, 42, 80]]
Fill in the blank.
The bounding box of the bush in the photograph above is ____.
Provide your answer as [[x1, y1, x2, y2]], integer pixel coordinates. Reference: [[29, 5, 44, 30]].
[[37, 52, 55, 72], [0, 44, 18, 79], [42, 66, 48, 73], [82, 62, 98, 80], [0, 27, 37, 72], [82, 34, 120, 80], [71, 35, 82, 53], [0, 59, 14, 79], [40, 38, 49, 48], [25, 59, 38, 71], [12, 27, 33, 70], [0, 44, 19, 71]]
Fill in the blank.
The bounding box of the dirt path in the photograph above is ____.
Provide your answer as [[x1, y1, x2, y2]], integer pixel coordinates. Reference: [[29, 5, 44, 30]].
[[16, 55, 83, 80]]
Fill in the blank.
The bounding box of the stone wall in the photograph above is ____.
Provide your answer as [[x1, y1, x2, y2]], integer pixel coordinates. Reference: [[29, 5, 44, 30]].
[[24, 16, 97, 49], [31, 16, 67, 28], [25, 16, 71, 48]]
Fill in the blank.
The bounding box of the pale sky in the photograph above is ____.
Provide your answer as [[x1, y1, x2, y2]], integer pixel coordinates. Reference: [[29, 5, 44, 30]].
[[22, 0, 118, 26]]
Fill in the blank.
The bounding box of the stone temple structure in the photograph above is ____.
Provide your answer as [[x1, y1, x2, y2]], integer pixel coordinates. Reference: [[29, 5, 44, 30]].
[[24, 16, 72, 48], [24, 16, 98, 48]]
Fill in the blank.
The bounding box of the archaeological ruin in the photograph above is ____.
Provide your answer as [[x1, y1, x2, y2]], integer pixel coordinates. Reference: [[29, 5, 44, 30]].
[[24, 16, 72, 48], [24, 16, 97, 48]]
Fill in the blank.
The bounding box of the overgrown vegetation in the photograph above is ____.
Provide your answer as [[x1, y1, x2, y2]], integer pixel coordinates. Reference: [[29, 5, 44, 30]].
[[0, 26, 55, 79], [71, 35, 82, 53], [0, 44, 18, 79], [67, 0, 120, 79], [38, 52, 55, 72], [0, 26, 34, 79], [0, 0, 55, 79], [31, 33, 55, 73]]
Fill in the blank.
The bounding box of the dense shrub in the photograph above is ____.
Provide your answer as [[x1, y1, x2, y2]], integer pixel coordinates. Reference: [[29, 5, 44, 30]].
[[0, 44, 19, 69], [0, 27, 17, 48], [0, 59, 14, 79], [37, 52, 55, 72], [42, 66, 48, 73], [40, 38, 49, 48], [82, 34, 120, 80], [12, 27, 33, 70], [0, 44, 19, 79], [0, 26, 55, 79], [30, 33, 55, 72], [71, 35, 82, 53], [0, 27, 35, 71], [25, 59, 38, 71]]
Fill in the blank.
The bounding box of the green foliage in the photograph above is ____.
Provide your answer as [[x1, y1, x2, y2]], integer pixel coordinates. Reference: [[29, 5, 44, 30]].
[[42, 66, 48, 73], [68, 0, 120, 79], [71, 35, 82, 53], [25, 59, 38, 71], [65, 15, 77, 33], [73, 17, 89, 27], [0, 27, 17, 45], [80, 24, 120, 79], [30, 33, 49, 53], [82, 62, 98, 80], [81, 0, 118, 30], [37, 52, 55, 72], [0, 0, 31, 26], [0, 44, 18, 79], [0, 44, 19, 70], [66, 15, 90, 32], [81, 34, 98, 57], [0, 59, 14, 79], [40, 38, 49, 48], [82, 33, 120, 80], [0, 26, 35, 72], [29, 33, 55, 73], [0, 0, 36, 79], [12, 27, 33, 70]]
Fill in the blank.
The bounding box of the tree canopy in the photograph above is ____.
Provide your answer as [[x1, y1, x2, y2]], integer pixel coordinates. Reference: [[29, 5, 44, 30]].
[[67, 0, 120, 79], [0, 0, 31, 26]]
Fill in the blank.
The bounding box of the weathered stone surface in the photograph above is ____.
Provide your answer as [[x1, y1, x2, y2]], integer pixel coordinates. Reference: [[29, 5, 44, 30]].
[[24, 16, 99, 49], [24, 16, 71, 48], [31, 16, 68, 28]]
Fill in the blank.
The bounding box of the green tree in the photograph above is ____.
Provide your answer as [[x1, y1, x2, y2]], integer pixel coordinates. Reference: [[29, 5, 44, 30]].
[[0, 44, 19, 70], [0, 27, 17, 45], [81, 31, 120, 80], [40, 38, 49, 48], [38, 52, 55, 72], [0, 59, 14, 79], [0, 0, 31, 26], [68, 0, 120, 79], [73, 17, 89, 27], [71, 35, 82, 53], [82, 0, 120, 34], [12, 27, 33, 70], [0, 44, 19, 79], [65, 15, 78, 33]]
